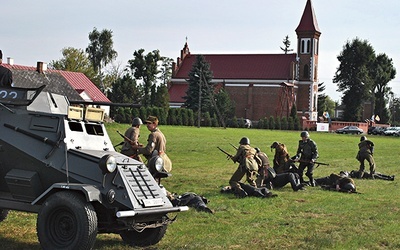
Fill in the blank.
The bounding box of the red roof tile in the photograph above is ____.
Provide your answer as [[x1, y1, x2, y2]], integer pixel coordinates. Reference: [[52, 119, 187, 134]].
[[59, 71, 110, 102], [1, 63, 110, 103], [296, 0, 321, 34], [174, 53, 297, 80], [168, 83, 188, 103]]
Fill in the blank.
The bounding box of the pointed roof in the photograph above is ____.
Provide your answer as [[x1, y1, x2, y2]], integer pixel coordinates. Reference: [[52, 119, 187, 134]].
[[296, 0, 321, 34], [1, 63, 110, 103]]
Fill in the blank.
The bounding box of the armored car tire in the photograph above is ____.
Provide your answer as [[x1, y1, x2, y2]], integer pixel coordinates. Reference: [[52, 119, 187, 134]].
[[36, 191, 98, 250], [120, 220, 168, 247], [0, 209, 9, 222]]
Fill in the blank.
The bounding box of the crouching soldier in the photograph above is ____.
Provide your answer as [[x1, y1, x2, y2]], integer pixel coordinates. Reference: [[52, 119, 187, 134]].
[[229, 137, 259, 198]]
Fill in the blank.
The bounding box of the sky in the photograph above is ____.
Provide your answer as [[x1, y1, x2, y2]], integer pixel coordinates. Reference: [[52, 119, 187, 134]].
[[2, 0, 400, 102]]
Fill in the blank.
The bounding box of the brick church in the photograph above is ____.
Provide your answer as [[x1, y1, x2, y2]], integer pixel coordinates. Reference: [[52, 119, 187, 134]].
[[168, 0, 321, 121]]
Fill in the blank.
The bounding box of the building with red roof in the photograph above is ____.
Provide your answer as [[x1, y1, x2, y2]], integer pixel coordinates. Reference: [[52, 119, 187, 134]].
[[1, 60, 111, 115], [168, 0, 321, 121]]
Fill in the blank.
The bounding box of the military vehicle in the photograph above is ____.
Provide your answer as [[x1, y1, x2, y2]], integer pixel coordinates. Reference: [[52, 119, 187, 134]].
[[0, 85, 187, 249]]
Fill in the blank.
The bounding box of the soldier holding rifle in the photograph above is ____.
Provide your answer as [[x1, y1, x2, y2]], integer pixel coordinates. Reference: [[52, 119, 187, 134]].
[[227, 137, 259, 198], [292, 131, 319, 186], [120, 117, 143, 162]]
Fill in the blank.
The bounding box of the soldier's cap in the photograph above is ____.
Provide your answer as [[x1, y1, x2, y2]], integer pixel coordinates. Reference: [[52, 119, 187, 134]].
[[145, 115, 158, 124]]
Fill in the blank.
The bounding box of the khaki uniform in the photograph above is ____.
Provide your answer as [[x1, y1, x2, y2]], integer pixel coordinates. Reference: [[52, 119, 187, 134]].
[[255, 151, 271, 187], [229, 144, 259, 192], [120, 126, 141, 160], [357, 139, 375, 176], [273, 143, 290, 174], [137, 127, 167, 160]]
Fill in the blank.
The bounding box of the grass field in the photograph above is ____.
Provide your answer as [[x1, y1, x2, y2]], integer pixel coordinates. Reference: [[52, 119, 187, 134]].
[[0, 124, 399, 250]]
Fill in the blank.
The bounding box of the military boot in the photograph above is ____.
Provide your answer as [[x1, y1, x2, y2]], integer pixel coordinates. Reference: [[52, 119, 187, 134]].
[[309, 177, 316, 187]]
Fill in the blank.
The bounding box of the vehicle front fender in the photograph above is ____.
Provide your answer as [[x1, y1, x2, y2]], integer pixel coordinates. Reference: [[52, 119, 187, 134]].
[[31, 183, 102, 205]]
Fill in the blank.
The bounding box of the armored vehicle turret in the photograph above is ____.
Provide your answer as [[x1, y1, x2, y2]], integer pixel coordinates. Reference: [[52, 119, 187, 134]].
[[0, 85, 187, 249]]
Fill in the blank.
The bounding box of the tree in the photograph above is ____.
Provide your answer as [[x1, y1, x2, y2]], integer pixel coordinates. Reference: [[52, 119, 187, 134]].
[[184, 55, 213, 111], [49, 47, 96, 81], [333, 38, 376, 121], [128, 49, 162, 106], [86, 27, 118, 92], [184, 55, 228, 127], [317, 82, 335, 118], [370, 53, 396, 123], [280, 35, 293, 54]]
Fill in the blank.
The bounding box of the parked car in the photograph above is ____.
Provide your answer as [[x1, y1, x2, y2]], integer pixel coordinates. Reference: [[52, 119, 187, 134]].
[[371, 127, 387, 135], [367, 126, 376, 135], [383, 127, 400, 136], [335, 126, 364, 134]]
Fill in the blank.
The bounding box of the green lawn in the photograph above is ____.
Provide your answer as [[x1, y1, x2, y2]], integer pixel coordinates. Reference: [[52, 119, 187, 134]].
[[1, 124, 399, 250]]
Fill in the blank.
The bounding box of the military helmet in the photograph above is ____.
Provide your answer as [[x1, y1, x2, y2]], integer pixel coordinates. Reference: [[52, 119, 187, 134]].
[[239, 137, 250, 145], [270, 141, 279, 149], [254, 147, 261, 153], [360, 136, 367, 141], [339, 171, 349, 178], [132, 117, 143, 126], [341, 182, 356, 192], [300, 131, 309, 138]]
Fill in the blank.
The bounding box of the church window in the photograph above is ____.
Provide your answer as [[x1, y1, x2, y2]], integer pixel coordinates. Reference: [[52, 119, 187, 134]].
[[301, 38, 311, 54]]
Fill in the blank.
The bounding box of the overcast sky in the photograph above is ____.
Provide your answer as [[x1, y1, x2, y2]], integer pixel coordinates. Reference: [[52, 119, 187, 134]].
[[2, 0, 400, 102]]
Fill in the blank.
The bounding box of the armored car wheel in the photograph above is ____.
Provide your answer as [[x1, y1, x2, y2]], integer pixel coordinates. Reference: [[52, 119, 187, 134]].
[[120, 223, 168, 247], [37, 191, 98, 250], [0, 209, 9, 222]]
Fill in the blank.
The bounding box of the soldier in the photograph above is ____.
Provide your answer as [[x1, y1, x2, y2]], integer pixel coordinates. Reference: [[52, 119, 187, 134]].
[[0, 50, 13, 86], [120, 117, 143, 162], [229, 137, 259, 198], [254, 147, 271, 187], [349, 170, 394, 181], [270, 141, 297, 174], [356, 136, 375, 178], [293, 131, 319, 186], [315, 172, 357, 193], [133, 116, 172, 173]]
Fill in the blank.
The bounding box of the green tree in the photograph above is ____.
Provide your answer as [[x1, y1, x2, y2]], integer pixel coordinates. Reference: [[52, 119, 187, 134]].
[[49, 47, 96, 81], [86, 27, 118, 92], [128, 49, 162, 106], [333, 38, 376, 121], [370, 53, 396, 123], [280, 35, 293, 54], [317, 82, 336, 119], [108, 73, 141, 104]]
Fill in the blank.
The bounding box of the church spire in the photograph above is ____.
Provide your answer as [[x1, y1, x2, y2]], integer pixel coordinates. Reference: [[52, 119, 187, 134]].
[[295, 0, 321, 35]]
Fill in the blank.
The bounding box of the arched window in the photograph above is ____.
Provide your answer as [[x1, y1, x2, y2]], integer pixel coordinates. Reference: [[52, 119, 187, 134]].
[[303, 64, 309, 79]]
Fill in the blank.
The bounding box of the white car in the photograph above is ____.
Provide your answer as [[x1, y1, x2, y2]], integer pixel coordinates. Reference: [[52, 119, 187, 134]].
[[383, 127, 400, 136]]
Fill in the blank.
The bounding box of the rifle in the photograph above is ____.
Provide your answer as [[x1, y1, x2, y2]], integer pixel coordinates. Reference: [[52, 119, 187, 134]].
[[290, 159, 329, 168], [217, 146, 233, 160], [229, 143, 238, 150], [117, 130, 134, 144]]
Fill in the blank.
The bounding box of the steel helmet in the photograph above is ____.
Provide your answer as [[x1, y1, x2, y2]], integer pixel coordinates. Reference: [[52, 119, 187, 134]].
[[254, 147, 261, 153], [300, 131, 309, 138], [360, 136, 367, 141], [270, 141, 279, 149], [132, 117, 143, 126], [239, 137, 250, 145], [341, 182, 356, 192]]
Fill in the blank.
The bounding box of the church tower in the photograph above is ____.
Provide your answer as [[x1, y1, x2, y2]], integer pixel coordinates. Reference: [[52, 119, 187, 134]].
[[295, 0, 321, 121]]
